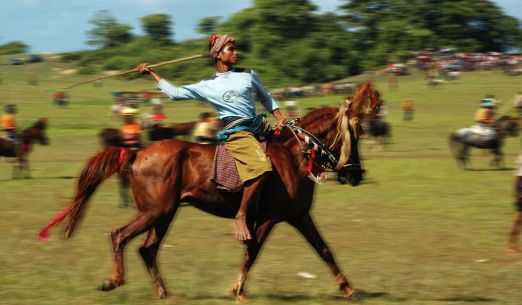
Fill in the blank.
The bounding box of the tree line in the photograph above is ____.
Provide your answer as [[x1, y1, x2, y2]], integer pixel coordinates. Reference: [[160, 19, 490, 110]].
[[3, 0, 521, 87]]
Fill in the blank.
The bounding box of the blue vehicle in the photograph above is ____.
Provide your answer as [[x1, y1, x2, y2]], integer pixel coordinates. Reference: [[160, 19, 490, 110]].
[[10, 58, 24, 65]]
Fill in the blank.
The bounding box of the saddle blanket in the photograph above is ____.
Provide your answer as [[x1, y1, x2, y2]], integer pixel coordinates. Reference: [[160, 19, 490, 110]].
[[456, 126, 496, 141], [210, 141, 267, 192]]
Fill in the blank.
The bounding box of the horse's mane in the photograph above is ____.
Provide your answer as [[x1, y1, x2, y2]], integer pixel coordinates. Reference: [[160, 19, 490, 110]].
[[297, 107, 338, 132], [292, 83, 377, 169]]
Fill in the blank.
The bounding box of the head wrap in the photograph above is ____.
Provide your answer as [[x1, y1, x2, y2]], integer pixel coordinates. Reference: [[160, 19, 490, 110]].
[[208, 34, 236, 61]]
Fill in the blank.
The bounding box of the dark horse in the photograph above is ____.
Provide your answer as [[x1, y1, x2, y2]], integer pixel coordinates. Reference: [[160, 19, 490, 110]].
[[366, 119, 392, 147], [148, 121, 197, 141], [39, 84, 381, 299], [0, 118, 49, 178], [450, 115, 519, 169]]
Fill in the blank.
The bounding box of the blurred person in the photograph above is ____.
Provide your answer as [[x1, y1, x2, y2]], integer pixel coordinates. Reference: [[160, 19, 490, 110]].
[[284, 100, 298, 118], [401, 100, 414, 121], [507, 153, 522, 253], [136, 33, 288, 240], [53, 90, 68, 106], [120, 108, 142, 149], [151, 100, 167, 125], [472, 97, 497, 139], [1, 104, 18, 142], [192, 112, 219, 144]]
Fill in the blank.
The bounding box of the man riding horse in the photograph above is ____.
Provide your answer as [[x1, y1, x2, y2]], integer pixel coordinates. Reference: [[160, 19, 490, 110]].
[[456, 98, 498, 142], [1, 104, 18, 143], [136, 34, 288, 241]]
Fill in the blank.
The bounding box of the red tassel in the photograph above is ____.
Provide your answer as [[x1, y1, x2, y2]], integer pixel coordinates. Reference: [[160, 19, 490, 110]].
[[38, 206, 70, 241], [115, 148, 126, 171], [304, 148, 316, 176]]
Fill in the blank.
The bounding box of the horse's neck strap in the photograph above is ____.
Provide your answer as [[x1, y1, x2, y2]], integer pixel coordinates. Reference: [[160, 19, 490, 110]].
[[286, 125, 339, 170]]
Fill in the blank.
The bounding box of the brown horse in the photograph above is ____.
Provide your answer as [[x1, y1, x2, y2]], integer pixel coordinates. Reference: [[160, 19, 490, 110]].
[[0, 118, 49, 178], [39, 84, 381, 299]]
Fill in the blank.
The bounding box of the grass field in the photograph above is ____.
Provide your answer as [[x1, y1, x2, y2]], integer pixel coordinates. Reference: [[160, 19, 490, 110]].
[[1, 56, 522, 305]]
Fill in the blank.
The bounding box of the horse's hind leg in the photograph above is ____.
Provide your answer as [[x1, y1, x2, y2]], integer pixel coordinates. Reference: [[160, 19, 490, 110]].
[[99, 210, 163, 292], [288, 214, 356, 299], [232, 220, 275, 300], [139, 210, 176, 298]]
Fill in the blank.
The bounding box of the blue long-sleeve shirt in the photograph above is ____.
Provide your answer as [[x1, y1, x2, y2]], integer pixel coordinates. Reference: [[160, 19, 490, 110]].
[[157, 68, 279, 120]]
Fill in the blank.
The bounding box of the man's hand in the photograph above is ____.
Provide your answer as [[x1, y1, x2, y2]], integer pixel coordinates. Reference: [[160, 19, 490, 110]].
[[136, 63, 152, 75]]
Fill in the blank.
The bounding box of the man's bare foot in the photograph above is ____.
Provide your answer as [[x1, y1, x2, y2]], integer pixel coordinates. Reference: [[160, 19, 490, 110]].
[[233, 218, 251, 241]]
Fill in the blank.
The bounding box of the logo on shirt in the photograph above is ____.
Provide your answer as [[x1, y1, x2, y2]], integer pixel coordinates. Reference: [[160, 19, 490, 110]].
[[223, 90, 239, 103]]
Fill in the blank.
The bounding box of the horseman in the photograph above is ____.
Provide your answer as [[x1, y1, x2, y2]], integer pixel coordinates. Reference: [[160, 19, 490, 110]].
[[120, 108, 142, 149], [192, 112, 219, 144], [151, 100, 167, 126], [136, 33, 288, 241], [472, 98, 497, 139], [1, 104, 19, 144]]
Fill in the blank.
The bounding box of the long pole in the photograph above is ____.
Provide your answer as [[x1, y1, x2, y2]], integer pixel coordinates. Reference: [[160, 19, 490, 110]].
[[63, 54, 204, 89]]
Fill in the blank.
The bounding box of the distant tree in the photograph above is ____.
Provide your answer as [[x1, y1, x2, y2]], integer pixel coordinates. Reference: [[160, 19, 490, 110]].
[[196, 17, 222, 35], [141, 14, 174, 45], [0, 41, 29, 55], [339, 0, 522, 69], [87, 10, 133, 49]]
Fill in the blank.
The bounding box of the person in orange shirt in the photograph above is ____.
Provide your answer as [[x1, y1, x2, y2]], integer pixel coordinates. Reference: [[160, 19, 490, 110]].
[[401, 100, 414, 121], [1, 104, 18, 142], [120, 108, 142, 149], [472, 98, 496, 139]]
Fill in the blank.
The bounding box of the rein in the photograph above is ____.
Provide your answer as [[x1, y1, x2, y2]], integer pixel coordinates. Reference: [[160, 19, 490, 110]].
[[284, 122, 362, 183]]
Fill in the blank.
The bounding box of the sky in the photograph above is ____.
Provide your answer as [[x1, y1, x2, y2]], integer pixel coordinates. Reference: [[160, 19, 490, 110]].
[[0, 0, 520, 53]]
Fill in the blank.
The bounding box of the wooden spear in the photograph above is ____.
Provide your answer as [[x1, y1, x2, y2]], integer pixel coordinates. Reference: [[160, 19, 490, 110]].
[[63, 54, 204, 89]]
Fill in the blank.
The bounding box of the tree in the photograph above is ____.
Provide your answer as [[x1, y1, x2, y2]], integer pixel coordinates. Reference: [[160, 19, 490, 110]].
[[196, 17, 222, 35], [87, 10, 133, 49], [0, 41, 29, 55], [339, 0, 522, 69], [141, 14, 174, 45]]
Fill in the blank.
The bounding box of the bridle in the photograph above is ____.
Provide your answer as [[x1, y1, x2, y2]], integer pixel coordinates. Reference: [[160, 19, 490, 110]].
[[284, 119, 363, 183]]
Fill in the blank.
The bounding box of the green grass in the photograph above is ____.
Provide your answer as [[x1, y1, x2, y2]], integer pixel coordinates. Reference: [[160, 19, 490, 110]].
[[1, 56, 522, 304]]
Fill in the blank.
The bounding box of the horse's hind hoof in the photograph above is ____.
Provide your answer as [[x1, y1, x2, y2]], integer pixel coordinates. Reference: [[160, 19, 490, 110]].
[[98, 278, 124, 291], [343, 288, 359, 300]]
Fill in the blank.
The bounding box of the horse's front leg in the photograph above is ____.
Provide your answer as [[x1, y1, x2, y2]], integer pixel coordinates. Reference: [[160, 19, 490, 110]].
[[490, 147, 503, 168], [288, 214, 357, 300], [232, 220, 275, 301], [23, 158, 31, 179], [12, 158, 22, 179]]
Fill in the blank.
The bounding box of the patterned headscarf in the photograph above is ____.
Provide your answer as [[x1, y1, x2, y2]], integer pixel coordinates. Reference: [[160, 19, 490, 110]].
[[208, 34, 236, 61]]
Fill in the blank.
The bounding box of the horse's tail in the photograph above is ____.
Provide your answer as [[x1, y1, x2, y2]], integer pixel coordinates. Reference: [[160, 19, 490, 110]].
[[38, 147, 135, 240]]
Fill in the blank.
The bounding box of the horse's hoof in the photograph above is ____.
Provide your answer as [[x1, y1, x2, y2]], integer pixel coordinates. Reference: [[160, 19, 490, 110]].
[[158, 289, 168, 299], [98, 278, 124, 291], [343, 288, 359, 300]]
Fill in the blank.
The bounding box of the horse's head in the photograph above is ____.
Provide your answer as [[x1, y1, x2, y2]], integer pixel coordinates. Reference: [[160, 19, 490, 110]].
[[99, 128, 123, 147], [329, 83, 381, 185], [23, 118, 49, 145]]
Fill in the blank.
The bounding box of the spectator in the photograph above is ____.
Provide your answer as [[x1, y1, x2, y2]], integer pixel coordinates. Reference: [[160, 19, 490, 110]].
[[401, 100, 414, 121]]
